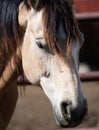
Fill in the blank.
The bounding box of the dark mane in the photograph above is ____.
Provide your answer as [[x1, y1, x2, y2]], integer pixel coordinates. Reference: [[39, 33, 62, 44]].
[[42, 0, 80, 56], [0, 0, 29, 72]]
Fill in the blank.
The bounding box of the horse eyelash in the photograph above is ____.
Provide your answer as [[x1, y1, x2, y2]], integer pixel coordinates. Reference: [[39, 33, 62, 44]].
[[36, 42, 45, 49], [36, 42, 51, 54]]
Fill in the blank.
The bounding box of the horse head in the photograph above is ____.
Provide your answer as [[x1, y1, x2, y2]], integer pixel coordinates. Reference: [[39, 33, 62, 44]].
[[19, 0, 87, 127]]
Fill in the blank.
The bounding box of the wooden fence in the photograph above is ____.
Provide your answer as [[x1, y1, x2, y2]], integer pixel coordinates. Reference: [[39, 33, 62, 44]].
[[74, 0, 99, 13]]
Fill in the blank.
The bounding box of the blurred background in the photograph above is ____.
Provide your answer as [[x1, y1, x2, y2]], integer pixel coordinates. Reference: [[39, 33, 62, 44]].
[[7, 0, 99, 130], [74, 0, 99, 71]]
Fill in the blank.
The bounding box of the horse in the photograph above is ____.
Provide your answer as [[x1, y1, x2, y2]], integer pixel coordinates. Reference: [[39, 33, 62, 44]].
[[0, 0, 87, 129]]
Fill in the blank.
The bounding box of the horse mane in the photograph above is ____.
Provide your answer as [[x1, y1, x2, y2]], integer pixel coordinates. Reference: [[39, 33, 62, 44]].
[[0, 0, 30, 73], [42, 0, 80, 56]]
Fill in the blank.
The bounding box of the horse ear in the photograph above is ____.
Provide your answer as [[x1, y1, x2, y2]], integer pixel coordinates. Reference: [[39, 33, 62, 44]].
[[18, 2, 31, 28], [29, 0, 46, 10]]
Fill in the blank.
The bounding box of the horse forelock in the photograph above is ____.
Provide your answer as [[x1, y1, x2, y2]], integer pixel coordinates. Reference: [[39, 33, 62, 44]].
[[42, 0, 80, 58]]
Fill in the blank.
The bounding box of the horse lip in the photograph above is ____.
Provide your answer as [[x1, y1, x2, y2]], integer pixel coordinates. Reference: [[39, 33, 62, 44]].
[[53, 102, 88, 128], [54, 110, 69, 127], [53, 100, 87, 128], [60, 105, 88, 127]]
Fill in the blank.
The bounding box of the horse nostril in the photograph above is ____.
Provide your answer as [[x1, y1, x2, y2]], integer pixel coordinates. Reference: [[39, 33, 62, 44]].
[[61, 101, 72, 120]]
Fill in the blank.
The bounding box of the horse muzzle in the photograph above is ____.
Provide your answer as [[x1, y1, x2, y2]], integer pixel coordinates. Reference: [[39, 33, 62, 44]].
[[53, 99, 88, 127]]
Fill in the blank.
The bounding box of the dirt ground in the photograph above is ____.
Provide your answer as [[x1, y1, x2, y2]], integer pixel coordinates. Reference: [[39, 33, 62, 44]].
[[7, 82, 99, 130]]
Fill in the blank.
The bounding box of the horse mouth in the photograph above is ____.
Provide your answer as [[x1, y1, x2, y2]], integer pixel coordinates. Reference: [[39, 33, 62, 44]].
[[54, 101, 88, 127]]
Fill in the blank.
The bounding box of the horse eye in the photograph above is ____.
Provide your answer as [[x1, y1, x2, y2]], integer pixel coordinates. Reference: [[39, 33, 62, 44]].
[[36, 42, 44, 49]]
